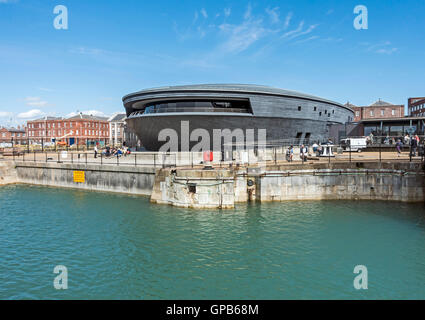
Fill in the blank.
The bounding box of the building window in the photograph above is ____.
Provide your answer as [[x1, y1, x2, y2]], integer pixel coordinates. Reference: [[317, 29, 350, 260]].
[[298, 106, 302, 111], [314, 107, 317, 111], [392, 109, 395, 116], [370, 110, 374, 116], [319, 112, 322, 116], [381, 110, 385, 116], [356, 111, 360, 117]]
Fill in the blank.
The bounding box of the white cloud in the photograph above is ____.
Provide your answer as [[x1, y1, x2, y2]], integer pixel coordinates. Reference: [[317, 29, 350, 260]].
[[200, 8, 208, 19], [0, 111, 13, 117], [364, 41, 398, 55], [38, 87, 53, 92], [281, 21, 318, 40], [293, 35, 320, 45], [376, 48, 398, 55], [17, 109, 45, 119], [244, 3, 252, 20], [284, 12, 293, 30], [265, 7, 280, 24], [70, 47, 104, 56], [24, 96, 48, 107], [219, 18, 268, 53]]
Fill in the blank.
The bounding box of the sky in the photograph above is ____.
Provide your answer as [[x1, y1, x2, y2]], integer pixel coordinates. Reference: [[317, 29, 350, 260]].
[[0, 0, 424, 126]]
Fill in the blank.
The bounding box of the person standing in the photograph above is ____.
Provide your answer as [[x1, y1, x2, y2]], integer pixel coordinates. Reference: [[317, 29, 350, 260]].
[[396, 139, 403, 157], [404, 134, 410, 145], [411, 136, 418, 157], [94, 144, 98, 159]]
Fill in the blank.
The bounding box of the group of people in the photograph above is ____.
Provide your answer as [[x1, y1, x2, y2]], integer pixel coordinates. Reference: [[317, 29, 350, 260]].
[[93, 145, 131, 158], [286, 144, 311, 162], [395, 134, 422, 157]]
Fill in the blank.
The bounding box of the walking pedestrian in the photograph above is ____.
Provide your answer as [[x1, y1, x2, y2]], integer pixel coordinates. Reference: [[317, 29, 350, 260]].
[[411, 137, 418, 157], [396, 139, 402, 157], [94, 144, 98, 159]]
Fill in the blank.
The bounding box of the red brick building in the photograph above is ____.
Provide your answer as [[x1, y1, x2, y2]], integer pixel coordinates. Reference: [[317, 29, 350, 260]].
[[0, 126, 27, 145], [26, 114, 110, 146], [346, 100, 405, 122], [408, 97, 425, 117]]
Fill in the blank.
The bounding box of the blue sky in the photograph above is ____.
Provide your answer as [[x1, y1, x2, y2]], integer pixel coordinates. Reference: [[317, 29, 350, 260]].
[[0, 0, 424, 126]]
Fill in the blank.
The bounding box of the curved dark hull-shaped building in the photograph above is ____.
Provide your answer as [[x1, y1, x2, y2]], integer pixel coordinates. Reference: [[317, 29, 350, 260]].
[[122, 84, 354, 151]]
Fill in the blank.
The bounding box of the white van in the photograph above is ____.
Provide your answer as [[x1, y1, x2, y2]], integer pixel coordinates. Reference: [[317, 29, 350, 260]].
[[340, 138, 367, 152]]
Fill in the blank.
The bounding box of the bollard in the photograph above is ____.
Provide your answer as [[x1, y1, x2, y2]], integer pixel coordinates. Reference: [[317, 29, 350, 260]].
[[34, 150, 36, 162], [85, 153, 87, 165], [101, 152, 103, 165]]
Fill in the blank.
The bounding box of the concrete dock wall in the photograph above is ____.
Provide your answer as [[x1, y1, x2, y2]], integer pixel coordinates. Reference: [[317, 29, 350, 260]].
[[0, 161, 18, 186], [2, 161, 424, 208], [150, 169, 235, 208], [14, 162, 156, 196], [256, 169, 424, 203]]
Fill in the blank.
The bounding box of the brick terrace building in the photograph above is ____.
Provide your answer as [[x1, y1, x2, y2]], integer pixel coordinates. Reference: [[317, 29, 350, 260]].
[[347, 99, 405, 122], [108, 113, 141, 148], [27, 114, 109, 146], [0, 126, 27, 145], [408, 97, 425, 117]]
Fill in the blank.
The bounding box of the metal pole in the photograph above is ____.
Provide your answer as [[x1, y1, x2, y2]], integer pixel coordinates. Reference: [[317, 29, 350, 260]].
[[71, 152, 73, 164], [274, 147, 277, 164], [34, 150, 36, 162], [349, 145, 351, 163], [101, 152, 103, 165], [117, 153, 119, 166], [328, 146, 330, 164], [154, 154, 156, 168], [85, 153, 87, 165], [135, 153, 137, 166], [379, 141, 382, 163]]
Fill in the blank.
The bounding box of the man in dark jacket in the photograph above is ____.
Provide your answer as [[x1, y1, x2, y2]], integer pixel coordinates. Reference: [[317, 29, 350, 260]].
[[411, 137, 418, 157]]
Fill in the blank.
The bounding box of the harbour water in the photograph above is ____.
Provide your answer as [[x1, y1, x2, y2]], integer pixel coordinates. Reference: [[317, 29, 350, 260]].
[[1, 185, 425, 299]]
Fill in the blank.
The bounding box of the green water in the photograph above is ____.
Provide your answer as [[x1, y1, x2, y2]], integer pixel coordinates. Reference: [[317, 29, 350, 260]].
[[0, 185, 425, 300]]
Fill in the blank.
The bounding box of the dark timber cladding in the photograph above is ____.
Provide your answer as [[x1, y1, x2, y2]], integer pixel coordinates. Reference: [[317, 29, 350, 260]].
[[122, 84, 354, 151]]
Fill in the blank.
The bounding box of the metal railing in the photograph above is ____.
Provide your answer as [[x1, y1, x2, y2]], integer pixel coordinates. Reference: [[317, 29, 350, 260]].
[[2, 143, 424, 168]]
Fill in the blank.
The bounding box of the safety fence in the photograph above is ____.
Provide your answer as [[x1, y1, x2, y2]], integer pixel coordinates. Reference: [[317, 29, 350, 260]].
[[1, 143, 424, 168]]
